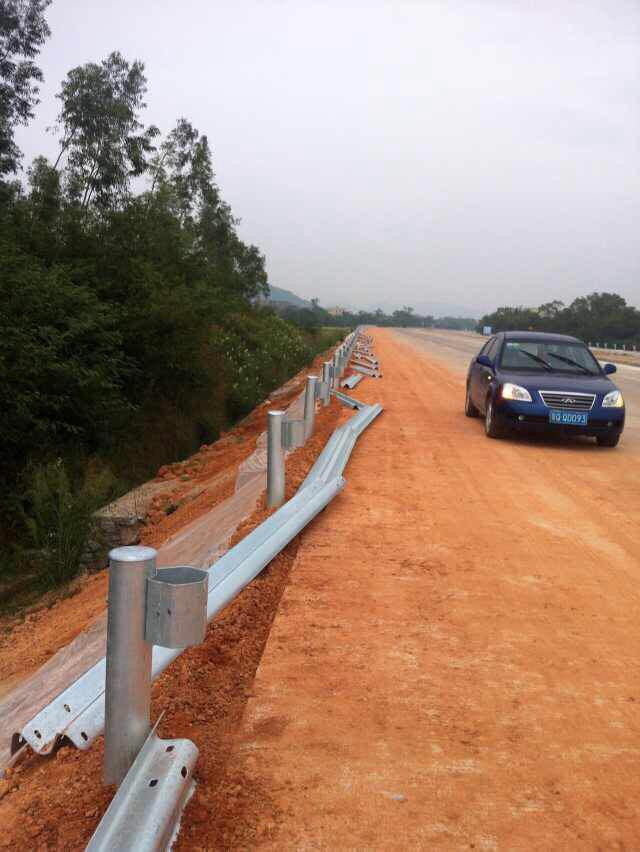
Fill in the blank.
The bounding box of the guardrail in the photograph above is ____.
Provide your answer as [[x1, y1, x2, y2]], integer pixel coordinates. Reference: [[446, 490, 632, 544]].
[[590, 341, 639, 352], [20, 327, 383, 851]]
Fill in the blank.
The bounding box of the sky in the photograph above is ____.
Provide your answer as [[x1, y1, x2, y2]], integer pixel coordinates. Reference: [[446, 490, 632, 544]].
[[15, 0, 640, 317]]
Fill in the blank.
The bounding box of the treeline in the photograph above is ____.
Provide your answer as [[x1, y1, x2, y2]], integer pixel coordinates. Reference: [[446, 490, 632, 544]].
[[273, 302, 477, 331], [0, 2, 343, 600], [477, 293, 640, 346]]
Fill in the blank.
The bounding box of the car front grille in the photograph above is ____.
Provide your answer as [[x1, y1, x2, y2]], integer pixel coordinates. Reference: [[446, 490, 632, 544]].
[[539, 391, 596, 411]]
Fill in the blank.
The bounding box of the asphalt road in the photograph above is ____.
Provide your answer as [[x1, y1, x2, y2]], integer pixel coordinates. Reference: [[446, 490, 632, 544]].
[[394, 328, 640, 439]]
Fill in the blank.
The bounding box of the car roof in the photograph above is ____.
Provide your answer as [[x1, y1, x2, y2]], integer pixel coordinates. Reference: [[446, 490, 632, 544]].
[[499, 331, 584, 344]]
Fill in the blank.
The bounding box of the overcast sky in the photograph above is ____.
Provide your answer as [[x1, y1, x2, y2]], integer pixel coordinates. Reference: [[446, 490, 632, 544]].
[[16, 0, 640, 316]]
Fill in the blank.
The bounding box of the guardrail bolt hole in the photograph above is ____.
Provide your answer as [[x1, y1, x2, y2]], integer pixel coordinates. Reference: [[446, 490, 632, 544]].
[[149, 779, 158, 787], [165, 745, 174, 753], [181, 766, 188, 778], [80, 731, 88, 741]]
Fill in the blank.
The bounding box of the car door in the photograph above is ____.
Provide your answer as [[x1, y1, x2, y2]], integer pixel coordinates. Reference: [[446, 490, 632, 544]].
[[471, 337, 498, 409]]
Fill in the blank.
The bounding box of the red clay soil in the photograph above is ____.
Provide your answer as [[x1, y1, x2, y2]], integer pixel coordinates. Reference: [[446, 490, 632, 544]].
[[187, 328, 640, 850], [0, 392, 345, 849], [4, 328, 640, 850], [0, 349, 332, 692]]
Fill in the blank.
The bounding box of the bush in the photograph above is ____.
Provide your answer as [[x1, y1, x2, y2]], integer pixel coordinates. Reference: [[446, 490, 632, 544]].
[[22, 459, 116, 588], [213, 309, 313, 419], [0, 243, 132, 470]]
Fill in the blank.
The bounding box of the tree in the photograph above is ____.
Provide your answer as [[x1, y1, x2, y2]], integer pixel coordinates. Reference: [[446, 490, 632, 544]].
[[477, 292, 640, 344], [0, 242, 131, 464], [148, 117, 216, 220], [0, 0, 51, 178], [53, 51, 159, 210], [538, 300, 564, 320], [392, 306, 418, 327]]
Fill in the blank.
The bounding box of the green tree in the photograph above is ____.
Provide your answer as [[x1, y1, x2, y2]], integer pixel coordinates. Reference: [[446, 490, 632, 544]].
[[53, 51, 159, 210], [0, 0, 51, 178], [0, 243, 131, 466]]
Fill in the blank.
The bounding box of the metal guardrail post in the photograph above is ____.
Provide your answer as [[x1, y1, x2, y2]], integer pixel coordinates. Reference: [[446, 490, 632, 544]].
[[104, 546, 156, 786], [104, 547, 208, 787], [321, 362, 332, 406], [304, 375, 318, 439], [267, 410, 286, 508], [332, 350, 341, 386]]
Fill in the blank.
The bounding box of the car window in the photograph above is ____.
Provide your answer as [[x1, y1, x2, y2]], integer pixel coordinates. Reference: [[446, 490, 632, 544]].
[[485, 337, 499, 361], [499, 339, 599, 374]]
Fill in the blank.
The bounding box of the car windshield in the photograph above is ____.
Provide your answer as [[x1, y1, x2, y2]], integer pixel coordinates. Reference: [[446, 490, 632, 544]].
[[499, 340, 600, 375]]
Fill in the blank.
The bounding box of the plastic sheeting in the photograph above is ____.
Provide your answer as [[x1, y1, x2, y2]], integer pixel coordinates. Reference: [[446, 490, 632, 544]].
[[0, 391, 305, 772]]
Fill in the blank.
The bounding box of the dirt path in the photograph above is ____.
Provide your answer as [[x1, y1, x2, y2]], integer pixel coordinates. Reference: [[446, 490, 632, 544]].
[[202, 327, 640, 849]]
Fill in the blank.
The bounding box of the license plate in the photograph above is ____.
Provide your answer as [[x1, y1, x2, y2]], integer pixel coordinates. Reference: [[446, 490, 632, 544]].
[[549, 410, 588, 426]]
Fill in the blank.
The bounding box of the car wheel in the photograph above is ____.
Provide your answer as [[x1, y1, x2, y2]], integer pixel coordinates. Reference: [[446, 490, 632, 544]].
[[485, 397, 504, 439], [596, 432, 620, 448], [465, 385, 480, 418]]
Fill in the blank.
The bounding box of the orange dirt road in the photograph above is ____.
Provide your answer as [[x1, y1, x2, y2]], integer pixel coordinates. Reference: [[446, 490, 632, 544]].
[[209, 327, 640, 849]]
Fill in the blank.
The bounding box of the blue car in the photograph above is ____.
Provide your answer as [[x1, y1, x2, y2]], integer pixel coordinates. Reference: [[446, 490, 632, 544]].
[[465, 332, 625, 447]]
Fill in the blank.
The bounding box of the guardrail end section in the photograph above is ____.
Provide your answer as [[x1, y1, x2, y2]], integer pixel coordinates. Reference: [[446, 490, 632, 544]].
[[86, 722, 198, 852]]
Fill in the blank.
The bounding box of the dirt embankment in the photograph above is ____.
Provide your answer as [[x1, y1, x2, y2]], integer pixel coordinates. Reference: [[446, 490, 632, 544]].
[[0, 383, 346, 849], [0, 349, 333, 692]]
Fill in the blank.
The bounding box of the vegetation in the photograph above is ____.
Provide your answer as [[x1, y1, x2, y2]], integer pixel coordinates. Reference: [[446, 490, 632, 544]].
[[477, 293, 640, 347], [0, 3, 344, 602], [273, 302, 477, 331]]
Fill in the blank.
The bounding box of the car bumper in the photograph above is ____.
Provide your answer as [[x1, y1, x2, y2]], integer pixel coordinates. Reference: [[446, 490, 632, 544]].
[[495, 399, 625, 437]]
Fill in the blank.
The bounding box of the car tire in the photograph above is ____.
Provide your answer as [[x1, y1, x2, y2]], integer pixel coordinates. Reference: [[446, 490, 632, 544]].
[[485, 396, 504, 439], [596, 433, 620, 448], [465, 385, 480, 418]]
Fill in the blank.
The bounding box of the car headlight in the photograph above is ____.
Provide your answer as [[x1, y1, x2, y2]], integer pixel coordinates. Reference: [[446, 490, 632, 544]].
[[501, 382, 532, 402], [602, 390, 624, 408]]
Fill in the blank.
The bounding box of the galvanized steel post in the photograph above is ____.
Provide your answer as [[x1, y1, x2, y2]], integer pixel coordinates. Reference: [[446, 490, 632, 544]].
[[321, 361, 332, 406], [104, 546, 157, 786], [304, 375, 318, 439], [332, 350, 341, 386], [267, 410, 286, 507]]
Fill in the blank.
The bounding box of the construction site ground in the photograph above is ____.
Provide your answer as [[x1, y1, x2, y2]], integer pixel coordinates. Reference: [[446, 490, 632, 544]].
[[1, 327, 639, 849], [194, 327, 639, 849]]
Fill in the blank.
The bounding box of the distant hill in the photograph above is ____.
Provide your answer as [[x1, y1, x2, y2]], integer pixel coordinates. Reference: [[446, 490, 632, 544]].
[[268, 286, 312, 308]]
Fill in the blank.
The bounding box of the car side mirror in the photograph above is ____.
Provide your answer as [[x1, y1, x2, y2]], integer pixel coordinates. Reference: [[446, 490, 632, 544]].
[[477, 354, 493, 368], [603, 363, 617, 375]]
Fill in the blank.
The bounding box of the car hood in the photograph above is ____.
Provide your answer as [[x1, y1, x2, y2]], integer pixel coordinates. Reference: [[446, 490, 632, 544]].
[[497, 370, 616, 395]]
